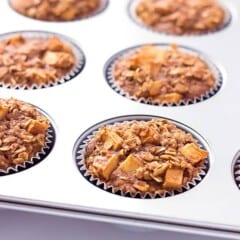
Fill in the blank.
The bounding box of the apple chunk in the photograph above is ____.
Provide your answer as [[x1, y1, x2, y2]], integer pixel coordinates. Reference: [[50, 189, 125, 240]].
[[163, 168, 183, 189], [119, 154, 142, 174], [180, 143, 208, 165]]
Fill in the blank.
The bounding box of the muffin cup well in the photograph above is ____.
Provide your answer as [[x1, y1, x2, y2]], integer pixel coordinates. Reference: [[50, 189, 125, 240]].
[[233, 151, 240, 190], [0, 30, 85, 90], [74, 115, 211, 199], [104, 43, 223, 107], [9, 0, 109, 22], [0, 104, 56, 176], [128, 0, 232, 36]]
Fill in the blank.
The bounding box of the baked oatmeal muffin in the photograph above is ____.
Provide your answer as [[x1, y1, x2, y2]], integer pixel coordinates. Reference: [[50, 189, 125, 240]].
[[114, 44, 216, 104], [135, 0, 226, 35], [10, 0, 102, 21], [0, 34, 76, 88], [0, 98, 50, 171], [85, 119, 208, 195]]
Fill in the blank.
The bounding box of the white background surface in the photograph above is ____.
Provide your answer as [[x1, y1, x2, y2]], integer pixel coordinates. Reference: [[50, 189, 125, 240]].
[[0, 209, 223, 240]]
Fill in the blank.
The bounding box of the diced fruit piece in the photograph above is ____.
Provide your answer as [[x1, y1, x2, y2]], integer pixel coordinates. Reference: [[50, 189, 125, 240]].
[[47, 36, 72, 53], [43, 51, 73, 67], [6, 35, 25, 47], [119, 154, 142, 174], [104, 129, 123, 150], [137, 45, 166, 64], [27, 120, 49, 135], [0, 105, 8, 120], [133, 181, 149, 192], [43, 51, 59, 66], [179, 143, 208, 164], [47, 36, 65, 51], [174, 83, 189, 94], [163, 168, 183, 189], [159, 93, 182, 103], [53, 2, 69, 15], [146, 79, 167, 97], [101, 155, 119, 180], [92, 155, 119, 180], [62, 8, 78, 20]]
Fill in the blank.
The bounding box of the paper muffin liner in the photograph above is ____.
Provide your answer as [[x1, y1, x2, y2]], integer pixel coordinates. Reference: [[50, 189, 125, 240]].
[[8, 0, 109, 22], [0, 104, 56, 176], [73, 115, 210, 199], [127, 0, 232, 37], [233, 151, 240, 190], [0, 30, 85, 90], [104, 43, 223, 107]]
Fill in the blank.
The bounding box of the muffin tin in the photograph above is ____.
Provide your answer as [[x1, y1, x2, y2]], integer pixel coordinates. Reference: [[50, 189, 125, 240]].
[[0, 0, 240, 239]]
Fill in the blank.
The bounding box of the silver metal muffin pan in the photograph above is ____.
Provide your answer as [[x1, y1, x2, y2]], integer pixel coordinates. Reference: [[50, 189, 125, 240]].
[[0, 0, 240, 239], [233, 151, 240, 190]]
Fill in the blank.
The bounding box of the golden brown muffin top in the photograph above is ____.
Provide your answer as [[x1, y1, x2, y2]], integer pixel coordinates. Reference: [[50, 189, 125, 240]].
[[0, 98, 50, 170], [114, 45, 216, 104], [11, 0, 101, 21], [0, 34, 76, 88], [85, 119, 208, 195], [135, 0, 226, 35]]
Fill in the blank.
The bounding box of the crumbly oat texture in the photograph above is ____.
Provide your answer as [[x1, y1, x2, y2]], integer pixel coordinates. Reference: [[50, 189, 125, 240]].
[[0, 34, 76, 87], [135, 0, 226, 35], [11, 0, 101, 21], [85, 119, 208, 195], [114, 45, 216, 104], [0, 98, 50, 171]]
